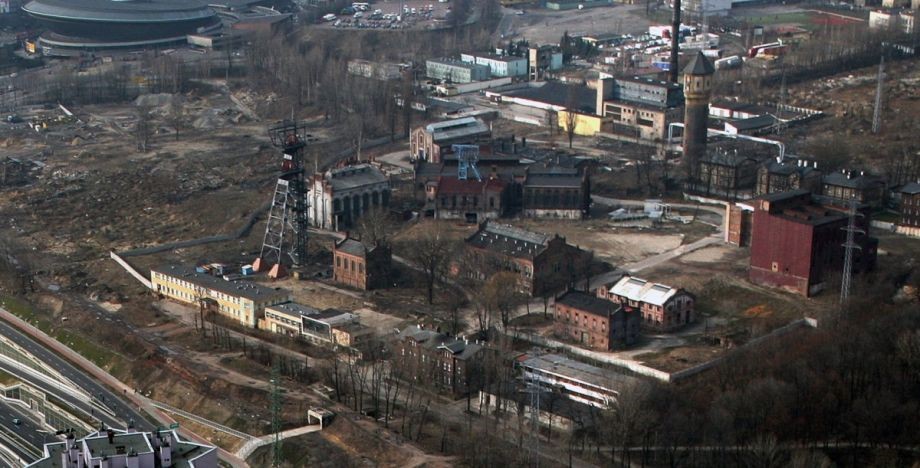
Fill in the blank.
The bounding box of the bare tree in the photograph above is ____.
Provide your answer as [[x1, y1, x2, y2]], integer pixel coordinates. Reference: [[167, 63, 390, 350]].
[[483, 272, 526, 331], [134, 103, 154, 152], [354, 207, 397, 247], [565, 87, 579, 149], [169, 95, 186, 142], [401, 222, 456, 304]]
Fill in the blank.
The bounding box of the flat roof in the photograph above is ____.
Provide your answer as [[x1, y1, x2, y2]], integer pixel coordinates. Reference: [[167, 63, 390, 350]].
[[23, 0, 215, 22], [152, 265, 291, 302], [615, 74, 682, 90], [521, 354, 636, 390], [427, 58, 489, 71], [464, 52, 527, 63], [503, 82, 597, 114], [266, 302, 321, 320], [82, 433, 152, 459]]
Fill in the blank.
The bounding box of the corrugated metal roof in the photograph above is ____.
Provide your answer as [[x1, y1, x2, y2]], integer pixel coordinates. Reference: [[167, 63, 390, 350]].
[[23, 0, 216, 23], [522, 353, 636, 389], [609, 275, 679, 307], [326, 164, 388, 192]]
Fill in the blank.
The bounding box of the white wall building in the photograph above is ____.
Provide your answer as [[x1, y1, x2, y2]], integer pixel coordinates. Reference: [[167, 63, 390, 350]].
[[28, 428, 217, 468], [309, 164, 390, 230], [518, 353, 637, 408], [460, 53, 528, 77]]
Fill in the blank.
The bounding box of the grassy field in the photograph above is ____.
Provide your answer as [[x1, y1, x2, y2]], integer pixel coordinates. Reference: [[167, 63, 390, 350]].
[[1, 295, 120, 369], [0, 369, 19, 386]]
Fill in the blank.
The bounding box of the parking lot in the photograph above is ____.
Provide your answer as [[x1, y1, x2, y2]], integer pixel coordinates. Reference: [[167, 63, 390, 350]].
[[319, 0, 453, 30]]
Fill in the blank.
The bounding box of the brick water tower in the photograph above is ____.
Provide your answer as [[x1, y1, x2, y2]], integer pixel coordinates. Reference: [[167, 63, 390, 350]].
[[682, 51, 715, 181]]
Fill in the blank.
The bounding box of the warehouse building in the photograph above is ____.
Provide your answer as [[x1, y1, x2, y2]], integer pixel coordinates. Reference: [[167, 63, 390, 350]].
[[426, 58, 491, 83], [460, 53, 528, 77], [518, 353, 637, 408]]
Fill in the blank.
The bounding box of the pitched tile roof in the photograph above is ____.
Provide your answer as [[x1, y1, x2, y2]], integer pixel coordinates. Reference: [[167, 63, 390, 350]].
[[326, 164, 388, 191], [556, 291, 620, 318], [684, 50, 715, 75], [465, 222, 553, 260], [436, 176, 507, 195]]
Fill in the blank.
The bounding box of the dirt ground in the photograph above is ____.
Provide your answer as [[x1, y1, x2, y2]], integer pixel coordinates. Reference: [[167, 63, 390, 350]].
[[506, 2, 655, 44], [510, 217, 714, 265]]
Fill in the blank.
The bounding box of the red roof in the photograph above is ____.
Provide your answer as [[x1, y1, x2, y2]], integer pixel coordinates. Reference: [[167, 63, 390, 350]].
[[436, 177, 506, 195]]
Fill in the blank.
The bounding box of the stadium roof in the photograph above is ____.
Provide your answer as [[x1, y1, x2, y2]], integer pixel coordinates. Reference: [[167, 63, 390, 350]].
[[23, 0, 216, 23]]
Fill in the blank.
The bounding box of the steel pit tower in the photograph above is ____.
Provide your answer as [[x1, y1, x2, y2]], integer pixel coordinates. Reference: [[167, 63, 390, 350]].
[[254, 120, 318, 278]]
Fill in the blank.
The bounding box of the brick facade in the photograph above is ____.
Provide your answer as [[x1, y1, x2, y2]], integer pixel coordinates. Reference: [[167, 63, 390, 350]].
[[749, 190, 878, 297], [553, 291, 639, 350], [393, 326, 485, 397], [463, 222, 591, 297], [333, 238, 391, 290], [602, 275, 695, 332]]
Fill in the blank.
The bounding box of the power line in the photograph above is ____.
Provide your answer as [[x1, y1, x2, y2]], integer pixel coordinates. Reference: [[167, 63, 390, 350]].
[[840, 197, 864, 305], [871, 55, 885, 134], [271, 358, 283, 467]]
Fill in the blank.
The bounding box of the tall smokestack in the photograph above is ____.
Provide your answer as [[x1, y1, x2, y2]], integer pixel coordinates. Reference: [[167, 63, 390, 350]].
[[669, 0, 682, 83]]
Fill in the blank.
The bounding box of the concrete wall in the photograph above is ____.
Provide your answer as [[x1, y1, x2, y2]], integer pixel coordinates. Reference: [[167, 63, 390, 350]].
[[558, 110, 605, 136]]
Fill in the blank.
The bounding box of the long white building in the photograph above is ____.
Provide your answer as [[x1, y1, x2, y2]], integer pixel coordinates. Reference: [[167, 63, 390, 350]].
[[518, 353, 637, 408], [460, 53, 528, 78]]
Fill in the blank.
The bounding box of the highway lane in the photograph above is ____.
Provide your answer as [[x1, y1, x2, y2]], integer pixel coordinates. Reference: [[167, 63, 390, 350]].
[[0, 401, 46, 449], [0, 359, 123, 430], [0, 400, 43, 463], [0, 319, 155, 432]]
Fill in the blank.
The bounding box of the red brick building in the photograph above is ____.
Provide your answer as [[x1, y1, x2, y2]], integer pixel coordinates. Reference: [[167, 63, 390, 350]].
[[554, 290, 639, 350], [749, 190, 878, 297], [463, 221, 591, 297], [602, 275, 695, 332], [898, 182, 920, 237], [427, 176, 509, 223], [332, 238, 392, 290], [393, 325, 486, 397]]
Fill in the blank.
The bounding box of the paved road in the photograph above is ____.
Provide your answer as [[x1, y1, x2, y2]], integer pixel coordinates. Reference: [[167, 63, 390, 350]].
[[0, 310, 249, 467], [0, 400, 43, 462], [0, 318, 153, 432], [0, 359, 123, 431]]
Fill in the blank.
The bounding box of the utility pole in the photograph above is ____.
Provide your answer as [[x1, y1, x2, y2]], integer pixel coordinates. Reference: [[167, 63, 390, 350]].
[[776, 65, 787, 136], [527, 371, 540, 468], [871, 54, 885, 134], [840, 197, 864, 305], [271, 358, 283, 467]]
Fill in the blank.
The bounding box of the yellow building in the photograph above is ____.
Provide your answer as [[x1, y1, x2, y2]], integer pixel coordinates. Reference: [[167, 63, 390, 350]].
[[151, 265, 291, 328], [557, 110, 607, 137]]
